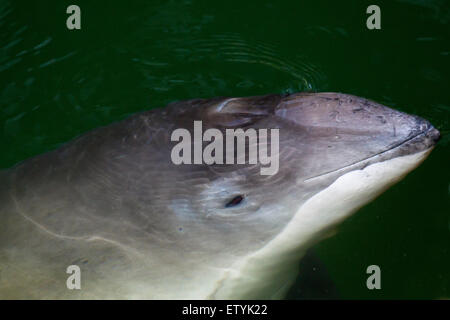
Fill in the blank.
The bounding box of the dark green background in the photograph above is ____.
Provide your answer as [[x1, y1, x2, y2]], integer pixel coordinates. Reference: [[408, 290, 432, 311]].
[[1, 0, 448, 299]]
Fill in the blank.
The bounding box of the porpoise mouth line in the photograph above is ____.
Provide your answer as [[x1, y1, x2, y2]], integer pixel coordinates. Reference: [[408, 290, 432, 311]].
[[304, 126, 436, 183]]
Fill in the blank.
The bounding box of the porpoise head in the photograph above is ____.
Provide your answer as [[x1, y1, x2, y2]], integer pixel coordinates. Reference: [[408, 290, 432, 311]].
[[124, 92, 439, 298], [0, 92, 439, 299]]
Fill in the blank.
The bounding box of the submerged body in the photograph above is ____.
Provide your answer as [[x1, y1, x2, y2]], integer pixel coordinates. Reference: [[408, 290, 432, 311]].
[[0, 92, 439, 299]]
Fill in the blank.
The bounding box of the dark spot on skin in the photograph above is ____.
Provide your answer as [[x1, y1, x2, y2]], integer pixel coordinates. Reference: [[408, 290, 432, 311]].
[[377, 115, 387, 124], [71, 258, 88, 265], [225, 195, 244, 208], [178, 227, 183, 231], [329, 111, 339, 118]]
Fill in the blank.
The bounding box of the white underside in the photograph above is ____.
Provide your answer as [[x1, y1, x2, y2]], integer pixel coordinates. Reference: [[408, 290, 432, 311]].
[[208, 148, 432, 299]]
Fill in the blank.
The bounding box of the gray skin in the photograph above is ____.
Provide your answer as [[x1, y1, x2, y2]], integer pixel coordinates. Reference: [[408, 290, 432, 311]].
[[0, 92, 440, 299]]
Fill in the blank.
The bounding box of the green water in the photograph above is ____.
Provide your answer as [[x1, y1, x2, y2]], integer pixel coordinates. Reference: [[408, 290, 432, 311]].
[[1, 0, 448, 299]]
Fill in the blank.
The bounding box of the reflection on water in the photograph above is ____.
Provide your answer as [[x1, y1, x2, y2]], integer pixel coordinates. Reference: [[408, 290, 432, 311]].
[[137, 32, 325, 92]]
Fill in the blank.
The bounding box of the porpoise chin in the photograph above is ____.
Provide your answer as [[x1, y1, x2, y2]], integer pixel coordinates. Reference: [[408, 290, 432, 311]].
[[0, 92, 440, 299]]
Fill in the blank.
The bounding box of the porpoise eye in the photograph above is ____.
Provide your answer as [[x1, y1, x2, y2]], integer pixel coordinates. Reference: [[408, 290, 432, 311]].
[[225, 195, 244, 208]]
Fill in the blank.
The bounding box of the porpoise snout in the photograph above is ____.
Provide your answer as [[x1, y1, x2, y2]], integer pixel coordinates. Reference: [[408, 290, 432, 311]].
[[276, 92, 440, 156], [427, 126, 441, 144], [397, 114, 441, 154], [411, 116, 440, 143]]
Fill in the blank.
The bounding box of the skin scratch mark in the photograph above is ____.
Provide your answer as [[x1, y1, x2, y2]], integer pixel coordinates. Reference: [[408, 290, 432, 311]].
[[10, 194, 143, 257]]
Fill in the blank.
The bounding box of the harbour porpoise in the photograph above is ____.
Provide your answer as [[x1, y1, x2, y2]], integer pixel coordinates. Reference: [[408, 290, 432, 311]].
[[0, 92, 440, 299]]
